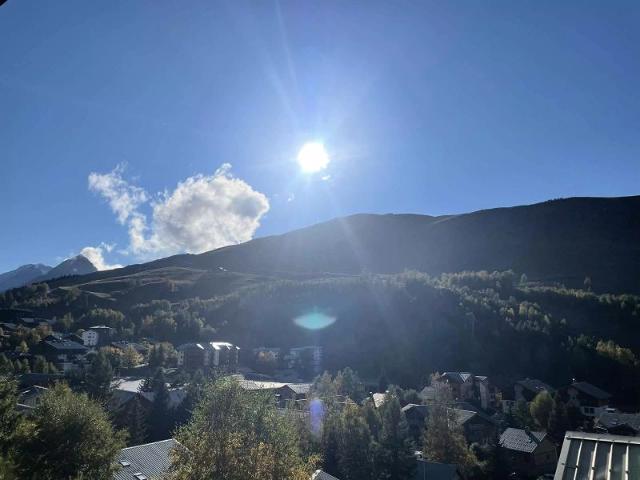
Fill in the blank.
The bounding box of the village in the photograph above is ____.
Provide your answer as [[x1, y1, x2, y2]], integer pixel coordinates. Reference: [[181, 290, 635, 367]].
[[2, 310, 639, 479]]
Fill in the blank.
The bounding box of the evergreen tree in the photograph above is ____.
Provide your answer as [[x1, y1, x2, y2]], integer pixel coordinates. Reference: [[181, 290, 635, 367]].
[[423, 401, 477, 472], [148, 369, 173, 440], [124, 396, 148, 446], [514, 400, 535, 429], [85, 351, 114, 400], [0, 355, 13, 374], [337, 404, 374, 480], [335, 367, 366, 403], [12, 383, 126, 480], [375, 394, 415, 480], [320, 410, 342, 476], [0, 377, 19, 454], [547, 393, 570, 441], [362, 400, 382, 439], [32, 356, 48, 374]]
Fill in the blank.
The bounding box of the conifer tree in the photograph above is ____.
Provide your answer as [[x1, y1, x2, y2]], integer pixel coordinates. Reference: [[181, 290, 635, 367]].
[[375, 394, 415, 480], [547, 393, 570, 441], [422, 401, 477, 472], [85, 351, 113, 400], [337, 404, 374, 480], [125, 396, 148, 446]]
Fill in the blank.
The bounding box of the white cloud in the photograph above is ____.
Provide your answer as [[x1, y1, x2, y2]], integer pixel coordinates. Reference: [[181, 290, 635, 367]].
[[80, 244, 123, 270], [88, 164, 147, 224], [88, 163, 270, 260]]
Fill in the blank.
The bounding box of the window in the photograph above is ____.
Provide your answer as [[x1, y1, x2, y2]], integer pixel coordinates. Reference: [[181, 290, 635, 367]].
[[119, 460, 130, 467]]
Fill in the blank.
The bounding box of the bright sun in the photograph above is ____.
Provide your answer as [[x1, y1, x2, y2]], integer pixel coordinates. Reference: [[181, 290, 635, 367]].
[[297, 142, 330, 173]]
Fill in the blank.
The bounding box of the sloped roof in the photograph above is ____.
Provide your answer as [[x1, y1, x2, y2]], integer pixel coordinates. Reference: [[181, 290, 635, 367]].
[[499, 427, 547, 453], [596, 412, 640, 433], [441, 372, 473, 384], [284, 383, 312, 395], [42, 338, 88, 352], [312, 470, 341, 480], [453, 409, 477, 425], [554, 431, 640, 479], [372, 392, 387, 408], [114, 439, 176, 480], [238, 379, 287, 391], [517, 378, 554, 394], [570, 381, 611, 400]]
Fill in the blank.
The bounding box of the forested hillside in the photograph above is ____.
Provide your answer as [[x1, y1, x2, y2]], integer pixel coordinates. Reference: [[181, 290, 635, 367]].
[[3, 270, 639, 404]]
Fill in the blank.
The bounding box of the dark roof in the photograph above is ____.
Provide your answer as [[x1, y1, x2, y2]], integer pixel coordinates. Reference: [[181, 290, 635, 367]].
[[283, 383, 312, 395], [416, 461, 460, 480], [441, 372, 473, 384], [401, 403, 429, 419], [18, 373, 65, 387], [402, 404, 496, 426], [517, 378, 554, 394], [596, 412, 640, 433], [114, 439, 177, 480], [570, 381, 611, 400], [41, 338, 88, 352], [499, 427, 547, 453], [555, 431, 640, 479]]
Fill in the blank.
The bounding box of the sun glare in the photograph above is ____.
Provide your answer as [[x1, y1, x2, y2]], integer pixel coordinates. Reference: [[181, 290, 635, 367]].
[[297, 142, 330, 173]]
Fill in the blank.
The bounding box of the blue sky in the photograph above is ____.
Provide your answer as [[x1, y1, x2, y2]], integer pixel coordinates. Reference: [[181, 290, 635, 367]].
[[1, 1, 639, 272]]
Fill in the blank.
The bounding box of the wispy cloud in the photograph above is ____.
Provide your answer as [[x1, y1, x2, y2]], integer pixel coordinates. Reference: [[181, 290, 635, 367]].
[[88, 163, 270, 261]]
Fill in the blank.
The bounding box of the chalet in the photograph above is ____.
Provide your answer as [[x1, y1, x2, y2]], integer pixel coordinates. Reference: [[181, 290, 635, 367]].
[[114, 439, 177, 480], [514, 378, 554, 403], [499, 427, 557, 477], [402, 404, 497, 445], [594, 411, 640, 436], [554, 431, 640, 479], [37, 336, 88, 372], [288, 346, 323, 374], [109, 378, 186, 412], [16, 385, 48, 413], [176, 341, 239, 371], [564, 381, 612, 417], [433, 372, 494, 409]]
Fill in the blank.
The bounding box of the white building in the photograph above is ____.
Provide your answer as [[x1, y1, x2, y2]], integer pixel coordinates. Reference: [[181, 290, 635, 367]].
[[176, 341, 240, 371], [288, 346, 323, 374], [81, 325, 113, 347]]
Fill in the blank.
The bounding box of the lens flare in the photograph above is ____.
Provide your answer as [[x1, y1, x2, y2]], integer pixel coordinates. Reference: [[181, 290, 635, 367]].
[[309, 397, 325, 436], [293, 311, 336, 330]]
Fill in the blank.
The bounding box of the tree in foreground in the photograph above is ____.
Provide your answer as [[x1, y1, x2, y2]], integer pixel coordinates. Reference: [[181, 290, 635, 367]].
[[0, 376, 19, 456], [170, 377, 317, 480], [12, 383, 126, 480]]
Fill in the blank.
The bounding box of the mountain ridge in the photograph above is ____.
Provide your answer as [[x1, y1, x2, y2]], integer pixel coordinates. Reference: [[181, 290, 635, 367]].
[[32, 194, 640, 295], [0, 255, 97, 292]]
